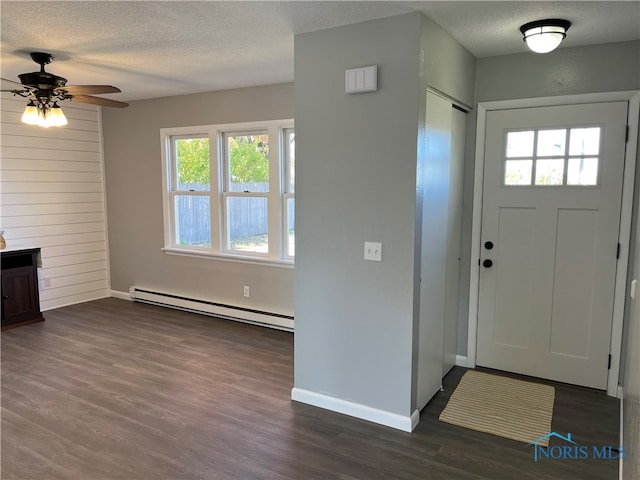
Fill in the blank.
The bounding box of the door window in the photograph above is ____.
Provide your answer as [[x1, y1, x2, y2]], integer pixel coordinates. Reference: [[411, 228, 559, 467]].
[[503, 127, 602, 186]]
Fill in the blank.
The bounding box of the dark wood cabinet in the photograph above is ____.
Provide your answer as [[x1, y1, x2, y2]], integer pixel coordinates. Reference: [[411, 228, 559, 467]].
[[1, 248, 45, 330]]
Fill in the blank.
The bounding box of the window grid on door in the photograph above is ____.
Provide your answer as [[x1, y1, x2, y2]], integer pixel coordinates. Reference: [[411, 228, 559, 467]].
[[503, 126, 602, 187]]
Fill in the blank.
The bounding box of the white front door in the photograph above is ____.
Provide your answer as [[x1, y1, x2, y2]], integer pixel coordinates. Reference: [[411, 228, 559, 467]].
[[477, 102, 628, 389]]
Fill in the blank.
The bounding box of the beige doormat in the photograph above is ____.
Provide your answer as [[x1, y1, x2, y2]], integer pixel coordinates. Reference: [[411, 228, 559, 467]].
[[439, 370, 555, 446]]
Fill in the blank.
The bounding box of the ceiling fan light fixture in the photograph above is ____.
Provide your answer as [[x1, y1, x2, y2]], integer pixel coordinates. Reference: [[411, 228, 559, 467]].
[[36, 106, 51, 128], [8, 51, 128, 128], [47, 103, 68, 127], [21, 100, 40, 125], [520, 19, 571, 54], [23, 100, 68, 128]]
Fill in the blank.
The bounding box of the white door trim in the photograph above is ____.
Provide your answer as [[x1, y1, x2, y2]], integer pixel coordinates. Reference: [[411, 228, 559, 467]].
[[468, 91, 640, 397]]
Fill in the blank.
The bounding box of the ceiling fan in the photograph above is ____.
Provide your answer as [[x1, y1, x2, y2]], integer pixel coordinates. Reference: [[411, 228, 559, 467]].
[[1, 52, 128, 127]]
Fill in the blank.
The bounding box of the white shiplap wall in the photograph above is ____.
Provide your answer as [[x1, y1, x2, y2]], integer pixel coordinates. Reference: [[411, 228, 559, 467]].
[[0, 93, 109, 311]]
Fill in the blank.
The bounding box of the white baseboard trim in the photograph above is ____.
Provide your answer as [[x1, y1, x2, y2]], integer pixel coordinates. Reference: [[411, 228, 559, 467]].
[[455, 355, 468, 367], [110, 290, 133, 301], [291, 387, 419, 433], [619, 386, 624, 480], [41, 292, 110, 312]]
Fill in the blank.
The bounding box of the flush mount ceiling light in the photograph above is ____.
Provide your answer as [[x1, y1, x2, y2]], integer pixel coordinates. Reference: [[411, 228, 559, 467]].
[[520, 19, 571, 54]]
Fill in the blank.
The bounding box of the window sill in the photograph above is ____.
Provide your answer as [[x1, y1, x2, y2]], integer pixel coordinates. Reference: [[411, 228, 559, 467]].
[[162, 247, 294, 269]]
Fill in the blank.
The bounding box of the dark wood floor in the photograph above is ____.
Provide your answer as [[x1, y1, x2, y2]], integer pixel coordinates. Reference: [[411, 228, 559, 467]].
[[1, 298, 620, 480]]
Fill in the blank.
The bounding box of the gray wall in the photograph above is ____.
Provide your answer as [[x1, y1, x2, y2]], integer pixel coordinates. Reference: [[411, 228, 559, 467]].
[[421, 15, 475, 108], [476, 41, 640, 102], [413, 15, 475, 409], [622, 115, 640, 477], [294, 13, 422, 416], [102, 83, 295, 316], [294, 11, 475, 419], [622, 116, 640, 477], [457, 40, 640, 356]]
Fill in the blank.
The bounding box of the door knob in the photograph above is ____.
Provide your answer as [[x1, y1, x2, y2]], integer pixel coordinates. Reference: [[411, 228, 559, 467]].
[[483, 259, 493, 268], [484, 241, 494, 250]]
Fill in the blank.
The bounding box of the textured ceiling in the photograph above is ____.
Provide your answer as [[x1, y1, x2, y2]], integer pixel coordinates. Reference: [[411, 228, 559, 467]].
[[1, 1, 639, 102]]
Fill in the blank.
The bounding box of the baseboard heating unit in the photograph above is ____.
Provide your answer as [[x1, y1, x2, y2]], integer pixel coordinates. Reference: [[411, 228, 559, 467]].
[[129, 287, 294, 331]]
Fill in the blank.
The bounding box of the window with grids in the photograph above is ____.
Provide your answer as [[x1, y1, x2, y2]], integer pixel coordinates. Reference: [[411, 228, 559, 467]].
[[161, 120, 294, 263], [503, 126, 602, 186]]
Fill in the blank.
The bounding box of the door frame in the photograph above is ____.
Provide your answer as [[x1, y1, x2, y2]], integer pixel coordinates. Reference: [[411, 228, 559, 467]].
[[467, 91, 640, 397]]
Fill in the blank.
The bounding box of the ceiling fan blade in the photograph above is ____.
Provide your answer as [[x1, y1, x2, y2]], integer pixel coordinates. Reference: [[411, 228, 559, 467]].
[[70, 95, 129, 108], [1, 77, 24, 86], [56, 85, 121, 95], [1, 77, 33, 89]]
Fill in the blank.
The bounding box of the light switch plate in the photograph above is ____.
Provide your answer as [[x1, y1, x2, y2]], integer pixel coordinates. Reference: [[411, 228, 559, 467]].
[[345, 65, 378, 94], [364, 241, 382, 262]]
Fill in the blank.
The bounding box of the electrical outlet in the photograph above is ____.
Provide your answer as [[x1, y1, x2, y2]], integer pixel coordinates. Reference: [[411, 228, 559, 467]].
[[243, 286, 250, 298], [364, 241, 382, 262], [43, 277, 52, 287]]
